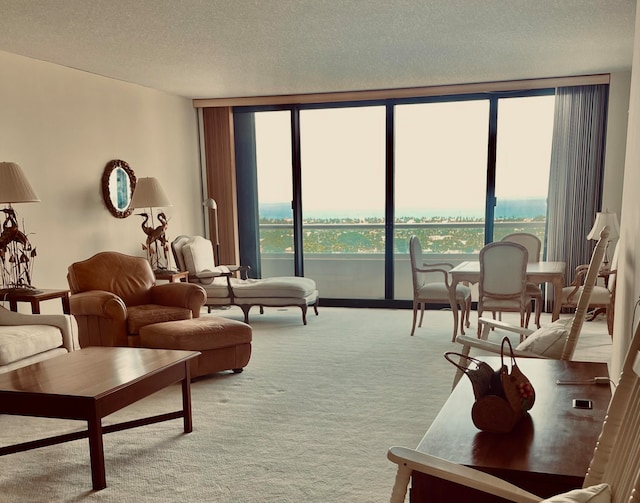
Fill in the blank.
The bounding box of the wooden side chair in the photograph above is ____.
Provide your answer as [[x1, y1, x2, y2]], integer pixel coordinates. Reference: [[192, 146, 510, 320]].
[[562, 240, 619, 336], [477, 241, 533, 336], [501, 232, 543, 329], [409, 235, 471, 341]]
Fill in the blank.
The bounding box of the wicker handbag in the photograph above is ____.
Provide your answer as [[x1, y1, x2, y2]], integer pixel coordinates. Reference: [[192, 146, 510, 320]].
[[445, 337, 535, 433]]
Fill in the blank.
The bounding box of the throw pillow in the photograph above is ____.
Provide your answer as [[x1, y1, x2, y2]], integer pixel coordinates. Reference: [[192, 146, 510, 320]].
[[515, 320, 571, 358], [540, 483, 611, 503]]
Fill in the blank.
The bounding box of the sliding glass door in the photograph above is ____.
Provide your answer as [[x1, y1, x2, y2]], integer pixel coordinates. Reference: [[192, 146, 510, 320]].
[[394, 100, 490, 299], [299, 106, 386, 299], [237, 89, 557, 305]]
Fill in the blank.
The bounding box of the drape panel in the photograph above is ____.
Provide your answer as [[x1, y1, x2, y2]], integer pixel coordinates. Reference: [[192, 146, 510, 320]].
[[545, 84, 608, 309]]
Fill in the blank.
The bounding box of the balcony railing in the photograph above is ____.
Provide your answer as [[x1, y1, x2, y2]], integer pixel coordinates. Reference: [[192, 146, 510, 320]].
[[258, 220, 546, 300]]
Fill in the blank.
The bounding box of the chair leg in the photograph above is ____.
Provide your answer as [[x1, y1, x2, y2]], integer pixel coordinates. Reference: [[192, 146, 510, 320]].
[[411, 301, 419, 336], [465, 297, 471, 328], [418, 303, 425, 328], [241, 305, 251, 324], [457, 300, 466, 339], [300, 304, 308, 325], [535, 296, 542, 329]]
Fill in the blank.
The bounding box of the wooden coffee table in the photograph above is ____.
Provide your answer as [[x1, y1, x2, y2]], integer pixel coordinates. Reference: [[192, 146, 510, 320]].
[[0, 346, 200, 490]]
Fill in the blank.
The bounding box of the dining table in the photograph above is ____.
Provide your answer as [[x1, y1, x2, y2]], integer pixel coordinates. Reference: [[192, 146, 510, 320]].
[[449, 260, 566, 339]]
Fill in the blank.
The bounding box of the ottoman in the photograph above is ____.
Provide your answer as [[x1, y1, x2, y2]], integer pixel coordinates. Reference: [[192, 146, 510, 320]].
[[139, 316, 252, 378]]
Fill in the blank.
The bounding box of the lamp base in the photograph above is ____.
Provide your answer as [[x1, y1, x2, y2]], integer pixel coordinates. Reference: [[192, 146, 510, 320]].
[[0, 286, 45, 296]]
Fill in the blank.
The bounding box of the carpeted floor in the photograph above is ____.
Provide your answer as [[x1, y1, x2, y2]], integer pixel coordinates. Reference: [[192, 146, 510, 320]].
[[0, 306, 611, 503]]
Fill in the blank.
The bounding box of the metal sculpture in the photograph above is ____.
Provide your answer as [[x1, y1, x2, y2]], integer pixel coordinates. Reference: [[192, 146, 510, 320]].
[[138, 211, 169, 271], [0, 208, 37, 291]]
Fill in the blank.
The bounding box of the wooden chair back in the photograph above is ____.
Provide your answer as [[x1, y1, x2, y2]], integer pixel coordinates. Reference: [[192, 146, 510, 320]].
[[501, 232, 541, 263], [561, 227, 609, 359]]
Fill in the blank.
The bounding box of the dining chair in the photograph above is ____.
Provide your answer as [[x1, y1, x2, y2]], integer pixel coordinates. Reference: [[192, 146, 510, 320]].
[[409, 235, 471, 341], [501, 232, 543, 328], [562, 240, 619, 336], [476, 241, 532, 337], [452, 227, 609, 389]]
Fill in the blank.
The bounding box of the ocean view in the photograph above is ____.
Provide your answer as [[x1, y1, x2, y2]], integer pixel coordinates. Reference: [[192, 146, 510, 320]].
[[258, 198, 546, 254]]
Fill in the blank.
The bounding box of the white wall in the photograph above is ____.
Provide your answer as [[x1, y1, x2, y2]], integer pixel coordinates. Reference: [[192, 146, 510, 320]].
[[611, 7, 640, 380], [0, 50, 203, 312]]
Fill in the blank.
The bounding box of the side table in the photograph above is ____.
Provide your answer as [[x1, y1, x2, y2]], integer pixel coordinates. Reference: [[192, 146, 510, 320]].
[[1, 288, 71, 314], [154, 270, 189, 283]]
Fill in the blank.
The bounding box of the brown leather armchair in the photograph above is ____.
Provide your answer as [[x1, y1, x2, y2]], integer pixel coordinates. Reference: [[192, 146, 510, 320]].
[[67, 251, 206, 348]]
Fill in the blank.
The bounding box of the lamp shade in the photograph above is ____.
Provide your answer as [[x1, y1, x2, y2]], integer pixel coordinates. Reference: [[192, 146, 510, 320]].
[[587, 210, 620, 240], [0, 162, 40, 203], [130, 177, 171, 209], [203, 198, 217, 210]]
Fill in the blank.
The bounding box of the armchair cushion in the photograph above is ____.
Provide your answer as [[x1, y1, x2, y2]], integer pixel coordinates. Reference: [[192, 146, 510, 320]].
[[515, 319, 571, 358], [127, 304, 192, 334], [0, 325, 63, 365], [182, 236, 217, 273], [541, 483, 610, 503]]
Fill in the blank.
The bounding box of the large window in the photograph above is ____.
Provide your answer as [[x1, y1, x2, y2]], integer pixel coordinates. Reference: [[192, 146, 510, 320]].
[[236, 89, 556, 305]]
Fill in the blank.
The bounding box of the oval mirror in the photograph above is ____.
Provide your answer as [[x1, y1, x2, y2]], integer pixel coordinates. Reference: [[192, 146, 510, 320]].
[[101, 159, 137, 218]]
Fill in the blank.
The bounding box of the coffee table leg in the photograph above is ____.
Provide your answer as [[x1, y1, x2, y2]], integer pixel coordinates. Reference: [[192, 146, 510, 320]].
[[87, 412, 106, 490], [182, 361, 193, 433]]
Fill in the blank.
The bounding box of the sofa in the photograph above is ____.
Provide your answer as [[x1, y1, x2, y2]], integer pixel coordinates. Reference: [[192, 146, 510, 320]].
[[0, 305, 78, 373], [67, 251, 206, 347]]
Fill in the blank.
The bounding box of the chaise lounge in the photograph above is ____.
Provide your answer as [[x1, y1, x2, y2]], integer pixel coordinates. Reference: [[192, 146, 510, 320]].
[[172, 235, 319, 325]]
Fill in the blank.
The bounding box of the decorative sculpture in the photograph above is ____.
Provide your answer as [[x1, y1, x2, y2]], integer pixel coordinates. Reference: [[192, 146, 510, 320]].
[[138, 211, 169, 271], [0, 208, 37, 291]]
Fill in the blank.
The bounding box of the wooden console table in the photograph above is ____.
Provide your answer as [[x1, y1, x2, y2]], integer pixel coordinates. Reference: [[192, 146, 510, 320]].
[[410, 358, 611, 502]]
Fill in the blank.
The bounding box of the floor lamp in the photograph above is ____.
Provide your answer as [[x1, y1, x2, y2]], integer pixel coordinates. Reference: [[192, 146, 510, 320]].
[[130, 177, 172, 272], [203, 198, 220, 264], [0, 162, 41, 293]]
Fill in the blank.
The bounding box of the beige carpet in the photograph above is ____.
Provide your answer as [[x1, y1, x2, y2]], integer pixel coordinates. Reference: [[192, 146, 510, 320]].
[[0, 307, 611, 503]]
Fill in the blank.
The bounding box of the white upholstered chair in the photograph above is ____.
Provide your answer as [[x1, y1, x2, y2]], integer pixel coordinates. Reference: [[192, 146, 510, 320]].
[[409, 235, 471, 341], [477, 241, 533, 336], [501, 232, 543, 329], [388, 256, 638, 502], [171, 235, 319, 325], [562, 240, 619, 336], [452, 227, 609, 389]]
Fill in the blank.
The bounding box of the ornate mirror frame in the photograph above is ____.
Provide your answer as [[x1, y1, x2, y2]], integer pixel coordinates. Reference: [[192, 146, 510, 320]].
[[101, 159, 137, 218]]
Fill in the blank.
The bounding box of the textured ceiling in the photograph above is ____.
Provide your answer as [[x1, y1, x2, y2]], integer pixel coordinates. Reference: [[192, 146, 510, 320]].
[[0, 0, 635, 99]]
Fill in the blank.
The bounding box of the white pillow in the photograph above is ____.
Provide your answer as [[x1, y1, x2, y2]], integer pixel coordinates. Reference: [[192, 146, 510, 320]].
[[541, 483, 611, 503], [515, 320, 571, 358], [182, 236, 216, 273]]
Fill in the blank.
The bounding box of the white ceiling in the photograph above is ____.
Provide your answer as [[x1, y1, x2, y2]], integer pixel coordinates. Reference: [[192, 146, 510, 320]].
[[0, 0, 635, 100]]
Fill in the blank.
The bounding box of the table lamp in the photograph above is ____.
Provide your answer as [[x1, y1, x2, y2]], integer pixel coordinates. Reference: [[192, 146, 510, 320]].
[[130, 177, 172, 272], [587, 209, 620, 268], [0, 162, 41, 292]]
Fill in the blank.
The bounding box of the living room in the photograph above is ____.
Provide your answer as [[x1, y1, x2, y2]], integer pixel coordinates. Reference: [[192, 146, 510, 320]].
[[0, 2, 639, 501]]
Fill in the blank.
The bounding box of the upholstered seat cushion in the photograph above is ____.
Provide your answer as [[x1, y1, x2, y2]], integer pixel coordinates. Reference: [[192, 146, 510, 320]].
[[231, 276, 316, 298], [418, 283, 471, 301], [562, 285, 611, 304], [139, 316, 252, 351], [0, 325, 63, 365], [127, 304, 192, 335]]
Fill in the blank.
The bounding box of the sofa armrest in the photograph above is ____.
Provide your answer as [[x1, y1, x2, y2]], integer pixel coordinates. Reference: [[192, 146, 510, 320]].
[[149, 283, 206, 317], [0, 306, 80, 351], [69, 290, 127, 321]]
